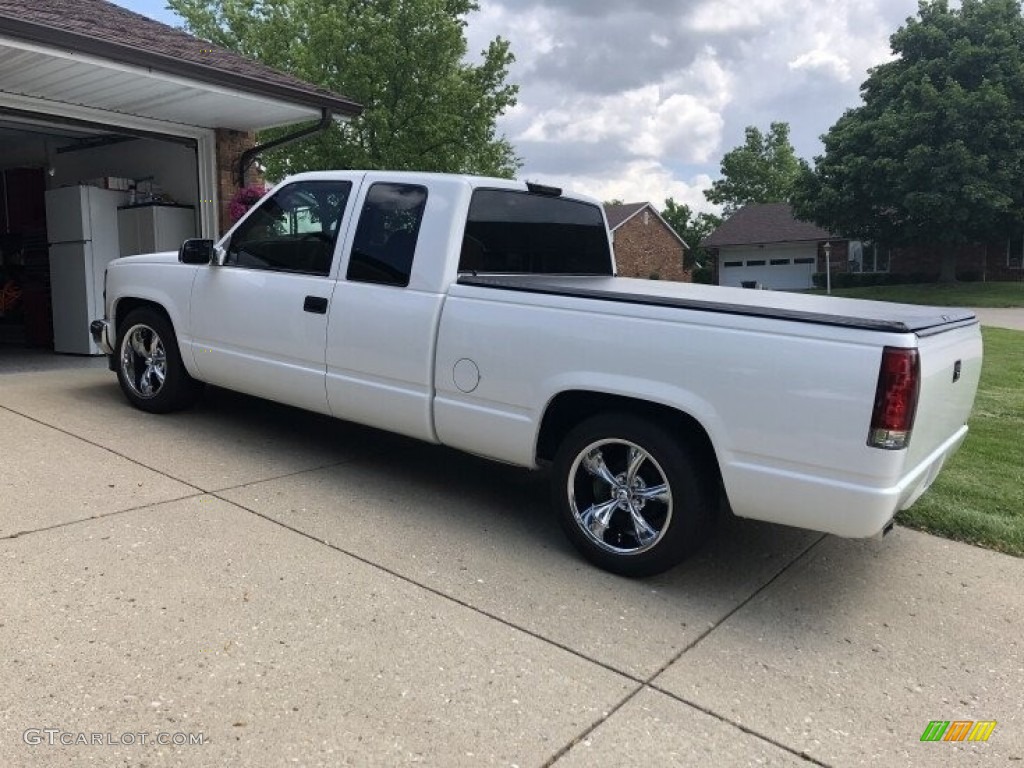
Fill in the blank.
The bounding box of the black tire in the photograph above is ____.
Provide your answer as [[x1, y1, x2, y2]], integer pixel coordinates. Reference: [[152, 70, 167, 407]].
[[551, 413, 713, 577], [115, 307, 203, 414]]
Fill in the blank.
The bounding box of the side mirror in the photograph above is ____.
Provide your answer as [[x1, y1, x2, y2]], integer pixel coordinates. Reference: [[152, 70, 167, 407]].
[[179, 239, 214, 264]]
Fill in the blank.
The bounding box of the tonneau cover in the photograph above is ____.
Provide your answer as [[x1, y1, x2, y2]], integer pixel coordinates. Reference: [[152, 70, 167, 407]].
[[457, 275, 977, 334]]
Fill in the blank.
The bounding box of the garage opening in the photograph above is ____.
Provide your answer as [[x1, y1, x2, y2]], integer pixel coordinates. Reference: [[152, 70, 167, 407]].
[[0, 112, 200, 365]]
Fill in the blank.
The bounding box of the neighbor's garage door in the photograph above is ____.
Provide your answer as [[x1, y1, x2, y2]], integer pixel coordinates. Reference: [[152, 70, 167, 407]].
[[718, 244, 817, 290]]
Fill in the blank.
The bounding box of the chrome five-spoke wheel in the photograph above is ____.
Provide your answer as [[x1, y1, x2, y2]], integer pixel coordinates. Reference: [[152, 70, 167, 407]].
[[552, 413, 713, 576], [568, 439, 672, 555], [120, 323, 167, 399], [114, 307, 202, 414]]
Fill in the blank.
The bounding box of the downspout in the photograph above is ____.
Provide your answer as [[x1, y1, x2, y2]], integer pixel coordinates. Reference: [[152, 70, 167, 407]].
[[237, 108, 333, 187]]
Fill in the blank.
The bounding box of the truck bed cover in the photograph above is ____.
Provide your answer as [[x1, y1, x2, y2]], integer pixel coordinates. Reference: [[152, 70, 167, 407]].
[[457, 275, 977, 335]]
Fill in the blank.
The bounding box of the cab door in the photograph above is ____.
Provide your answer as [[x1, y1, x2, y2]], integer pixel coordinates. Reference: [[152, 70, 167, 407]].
[[190, 178, 358, 413]]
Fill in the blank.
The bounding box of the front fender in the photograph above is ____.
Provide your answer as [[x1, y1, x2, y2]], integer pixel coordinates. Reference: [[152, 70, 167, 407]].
[[108, 262, 199, 377]]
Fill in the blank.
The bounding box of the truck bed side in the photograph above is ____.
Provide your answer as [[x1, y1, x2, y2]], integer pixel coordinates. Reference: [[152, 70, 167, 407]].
[[432, 278, 982, 537]]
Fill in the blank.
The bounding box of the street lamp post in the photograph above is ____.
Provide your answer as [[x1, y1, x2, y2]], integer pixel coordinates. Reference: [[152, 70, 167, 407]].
[[824, 241, 832, 295]]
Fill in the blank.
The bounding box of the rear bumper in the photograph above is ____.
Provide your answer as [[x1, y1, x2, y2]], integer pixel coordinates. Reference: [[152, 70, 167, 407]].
[[90, 319, 114, 356], [723, 426, 969, 538]]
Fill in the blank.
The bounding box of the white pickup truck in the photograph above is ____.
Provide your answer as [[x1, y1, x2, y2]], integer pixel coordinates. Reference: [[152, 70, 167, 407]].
[[91, 171, 982, 575]]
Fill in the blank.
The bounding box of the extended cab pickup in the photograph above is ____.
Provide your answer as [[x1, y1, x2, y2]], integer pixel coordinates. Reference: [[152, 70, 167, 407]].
[[91, 171, 982, 575]]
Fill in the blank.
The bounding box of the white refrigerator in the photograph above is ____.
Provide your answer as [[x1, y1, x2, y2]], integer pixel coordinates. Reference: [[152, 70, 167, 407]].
[[46, 185, 127, 354]]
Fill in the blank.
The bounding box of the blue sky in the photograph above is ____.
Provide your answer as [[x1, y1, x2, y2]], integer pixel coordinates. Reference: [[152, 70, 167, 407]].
[[112, 0, 920, 212]]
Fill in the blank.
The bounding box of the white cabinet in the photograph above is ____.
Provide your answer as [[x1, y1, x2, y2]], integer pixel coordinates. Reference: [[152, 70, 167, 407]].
[[118, 204, 196, 257]]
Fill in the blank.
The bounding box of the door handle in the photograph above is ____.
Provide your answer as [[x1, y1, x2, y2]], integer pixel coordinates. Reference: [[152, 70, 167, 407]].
[[303, 295, 329, 314]]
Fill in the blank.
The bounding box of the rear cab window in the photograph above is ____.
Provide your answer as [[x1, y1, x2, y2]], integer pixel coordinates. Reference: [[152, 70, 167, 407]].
[[459, 189, 612, 275], [347, 183, 428, 287]]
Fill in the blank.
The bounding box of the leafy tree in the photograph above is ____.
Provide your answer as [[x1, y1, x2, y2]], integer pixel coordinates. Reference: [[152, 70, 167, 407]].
[[660, 198, 721, 271], [169, 0, 520, 178], [705, 122, 806, 215], [793, 0, 1024, 281]]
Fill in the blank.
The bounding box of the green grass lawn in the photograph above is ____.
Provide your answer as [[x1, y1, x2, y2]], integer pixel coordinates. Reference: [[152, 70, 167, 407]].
[[897, 327, 1024, 556], [805, 281, 1024, 307]]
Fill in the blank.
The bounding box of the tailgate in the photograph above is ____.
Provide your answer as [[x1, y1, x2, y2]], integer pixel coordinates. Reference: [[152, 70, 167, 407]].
[[906, 322, 983, 468]]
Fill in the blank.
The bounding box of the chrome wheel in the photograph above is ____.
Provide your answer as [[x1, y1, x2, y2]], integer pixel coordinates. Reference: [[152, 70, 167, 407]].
[[119, 323, 167, 399], [567, 439, 673, 555]]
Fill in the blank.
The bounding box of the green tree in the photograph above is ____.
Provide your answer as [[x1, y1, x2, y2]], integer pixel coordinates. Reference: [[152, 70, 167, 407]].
[[793, 0, 1024, 281], [660, 198, 721, 272], [169, 0, 520, 178], [704, 122, 806, 215]]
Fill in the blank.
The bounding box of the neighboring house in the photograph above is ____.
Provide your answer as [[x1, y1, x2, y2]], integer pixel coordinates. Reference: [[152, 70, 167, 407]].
[[702, 202, 1023, 290], [0, 0, 361, 347], [604, 202, 690, 282], [701, 203, 842, 290]]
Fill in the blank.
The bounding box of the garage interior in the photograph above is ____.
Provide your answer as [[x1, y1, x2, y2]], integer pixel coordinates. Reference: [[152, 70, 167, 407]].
[[0, 112, 199, 357]]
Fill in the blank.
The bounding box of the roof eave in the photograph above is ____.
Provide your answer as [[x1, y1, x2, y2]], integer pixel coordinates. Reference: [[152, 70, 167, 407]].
[[704, 236, 840, 248], [0, 15, 363, 119]]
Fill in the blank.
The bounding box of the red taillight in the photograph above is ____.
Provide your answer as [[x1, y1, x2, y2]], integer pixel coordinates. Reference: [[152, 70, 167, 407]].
[[868, 347, 920, 450]]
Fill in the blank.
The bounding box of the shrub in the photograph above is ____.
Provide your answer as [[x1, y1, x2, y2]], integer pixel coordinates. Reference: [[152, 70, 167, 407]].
[[834, 272, 857, 288], [692, 266, 714, 284]]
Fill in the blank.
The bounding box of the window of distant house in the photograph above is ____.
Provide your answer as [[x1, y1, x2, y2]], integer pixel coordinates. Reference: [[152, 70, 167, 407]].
[[643, 210, 650, 225], [849, 241, 890, 272], [1007, 235, 1024, 269]]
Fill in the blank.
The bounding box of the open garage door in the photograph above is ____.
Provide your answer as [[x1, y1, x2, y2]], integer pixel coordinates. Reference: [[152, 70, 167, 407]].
[[0, 111, 200, 358]]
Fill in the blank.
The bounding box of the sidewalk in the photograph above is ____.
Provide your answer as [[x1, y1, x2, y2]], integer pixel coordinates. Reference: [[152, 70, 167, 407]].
[[1, 368, 1021, 766], [972, 307, 1024, 330]]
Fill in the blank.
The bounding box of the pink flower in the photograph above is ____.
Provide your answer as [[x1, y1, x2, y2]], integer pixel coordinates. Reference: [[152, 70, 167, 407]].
[[229, 185, 267, 222]]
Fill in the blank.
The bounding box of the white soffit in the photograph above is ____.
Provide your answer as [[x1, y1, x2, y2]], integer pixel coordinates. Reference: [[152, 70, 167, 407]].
[[0, 36, 326, 131]]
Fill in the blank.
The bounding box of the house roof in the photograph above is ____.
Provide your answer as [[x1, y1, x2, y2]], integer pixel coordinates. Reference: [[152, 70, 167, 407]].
[[604, 202, 648, 230], [603, 201, 689, 250], [701, 203, 836, 247], [0, 0, 362, 119]]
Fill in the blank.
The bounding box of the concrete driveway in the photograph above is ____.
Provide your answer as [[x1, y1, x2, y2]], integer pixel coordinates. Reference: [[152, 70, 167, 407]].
[[1, 368, 1021, 767]]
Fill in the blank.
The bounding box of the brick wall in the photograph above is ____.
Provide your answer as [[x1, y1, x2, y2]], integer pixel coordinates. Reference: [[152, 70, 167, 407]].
[[891, 242, 1024, 281], [214, 128, 260, 236], [612, 209, 690, 282], [817, 240, 850, 273], [981, 241, 1024, 282]]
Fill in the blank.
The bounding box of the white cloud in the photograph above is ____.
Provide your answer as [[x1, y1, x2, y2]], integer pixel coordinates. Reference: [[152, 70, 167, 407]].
[[515, 83, 725, 165], [689, 0, 787, 33], [788, 49, 852, 82], [528, 162, 715, 210]]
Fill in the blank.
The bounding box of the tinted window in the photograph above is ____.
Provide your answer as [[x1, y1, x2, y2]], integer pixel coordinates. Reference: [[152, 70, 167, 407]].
[[226, 181, 350, 275], [347, 183, 428, 287], [460, 190, 612, 275]]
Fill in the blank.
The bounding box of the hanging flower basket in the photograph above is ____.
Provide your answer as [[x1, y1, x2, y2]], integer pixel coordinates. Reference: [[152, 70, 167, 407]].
[[228, 185, 267, 223]]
